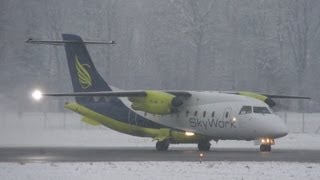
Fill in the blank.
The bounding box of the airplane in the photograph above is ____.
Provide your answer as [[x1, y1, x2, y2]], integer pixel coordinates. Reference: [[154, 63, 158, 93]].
[[27, 34, 310, 152]]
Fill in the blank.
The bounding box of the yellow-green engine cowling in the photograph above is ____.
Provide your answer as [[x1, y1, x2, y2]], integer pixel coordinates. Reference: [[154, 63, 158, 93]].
[[128, 91, 183, 115], [238, 91, 276, 107]]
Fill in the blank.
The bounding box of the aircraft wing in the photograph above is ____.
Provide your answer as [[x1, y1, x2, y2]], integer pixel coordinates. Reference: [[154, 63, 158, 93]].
[[41, 91, 147, 97], [32, 90, 191, 115], [222, 91, 311, 107], [260, 94, 311, 99], [39, 90, 191, 98]]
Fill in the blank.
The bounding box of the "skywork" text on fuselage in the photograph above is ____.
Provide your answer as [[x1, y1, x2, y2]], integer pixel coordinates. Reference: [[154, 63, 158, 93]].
[[189, 118, 236, 129]]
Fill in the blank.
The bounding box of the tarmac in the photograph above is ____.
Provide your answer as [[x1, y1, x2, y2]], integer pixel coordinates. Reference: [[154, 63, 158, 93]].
[[0, 147, 319, 163]]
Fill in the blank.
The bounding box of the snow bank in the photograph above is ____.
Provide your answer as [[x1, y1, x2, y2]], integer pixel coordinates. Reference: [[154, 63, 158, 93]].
[[1, 161, 319, 180]]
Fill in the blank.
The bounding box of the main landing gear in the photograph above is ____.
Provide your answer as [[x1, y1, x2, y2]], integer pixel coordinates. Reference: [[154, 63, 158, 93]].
[[156, 139, 170, 151], [197, 140, 211, 151], [155, 139, 212, 151]]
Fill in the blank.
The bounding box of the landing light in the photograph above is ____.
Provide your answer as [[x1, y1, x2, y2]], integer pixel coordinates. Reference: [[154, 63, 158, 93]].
[[260, 138, 275, 145], [32, 89, 43, 101], [199, 153, 204, 163], [185, 132, 195, 136], [232, 117, 237, 122]]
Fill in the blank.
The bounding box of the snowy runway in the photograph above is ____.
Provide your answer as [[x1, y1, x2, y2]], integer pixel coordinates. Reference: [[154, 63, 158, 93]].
[[1, 147, 320, 163], [1, 113, 320, 179]]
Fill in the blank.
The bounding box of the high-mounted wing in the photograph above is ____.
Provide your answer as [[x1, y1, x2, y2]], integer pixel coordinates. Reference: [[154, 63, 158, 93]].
[[32, 90, 191, 115], [40, 90, 191, 98], [223, 91, 311, 107], [261, 94, 311, 100], [42, 91, 147, 97]]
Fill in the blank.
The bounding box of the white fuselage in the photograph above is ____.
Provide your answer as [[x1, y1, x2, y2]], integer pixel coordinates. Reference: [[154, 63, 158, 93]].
[[120, 91, 288, 141]]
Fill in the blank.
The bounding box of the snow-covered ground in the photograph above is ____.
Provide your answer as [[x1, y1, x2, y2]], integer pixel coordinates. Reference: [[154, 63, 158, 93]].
[[1, 112, 320, 149], [1, 112, 320, 179], [1, 161, 320, 180], [2, 128, 320, 150]]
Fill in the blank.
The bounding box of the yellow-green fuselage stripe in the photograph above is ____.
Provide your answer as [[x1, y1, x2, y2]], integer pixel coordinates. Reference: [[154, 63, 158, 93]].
[[64, 102, 204, 143]]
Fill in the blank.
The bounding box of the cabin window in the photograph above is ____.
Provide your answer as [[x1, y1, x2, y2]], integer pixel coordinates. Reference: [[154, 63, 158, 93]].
[[194, 111, 198, 117], [253, 107, 271, 114], [144, 112, 147, 116], [186, 110, 189, 117], [239, 106, 252, 115], [225, 112, 229, 118], [203, 111, 206, 117], [211, 111, 215, 118]]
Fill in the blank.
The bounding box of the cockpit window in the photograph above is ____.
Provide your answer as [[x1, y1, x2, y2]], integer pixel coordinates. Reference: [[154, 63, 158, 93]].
[[253, 107, 271, 114], [239, 106, 252, 115]]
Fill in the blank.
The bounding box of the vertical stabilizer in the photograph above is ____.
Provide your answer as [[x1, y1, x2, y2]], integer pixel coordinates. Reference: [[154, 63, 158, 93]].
[[62, 34, 112, 103]]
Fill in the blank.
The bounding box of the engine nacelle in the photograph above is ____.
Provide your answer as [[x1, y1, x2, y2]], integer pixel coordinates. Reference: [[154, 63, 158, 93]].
[[128, 91, 183, 115], [239, 91, 276, 107]]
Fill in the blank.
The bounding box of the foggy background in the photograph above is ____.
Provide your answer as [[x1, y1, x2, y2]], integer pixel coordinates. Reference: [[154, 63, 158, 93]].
[[0, 0, 320, 113]]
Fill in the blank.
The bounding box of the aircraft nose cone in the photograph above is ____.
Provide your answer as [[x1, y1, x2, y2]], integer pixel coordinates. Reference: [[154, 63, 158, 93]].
[[276, 124, 288, 137], [273, 118, 288, 138], [260, 115, 288, 138]]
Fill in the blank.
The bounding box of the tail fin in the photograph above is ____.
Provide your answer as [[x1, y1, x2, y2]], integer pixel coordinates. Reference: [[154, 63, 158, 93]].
[[62, 34, 112, 103]]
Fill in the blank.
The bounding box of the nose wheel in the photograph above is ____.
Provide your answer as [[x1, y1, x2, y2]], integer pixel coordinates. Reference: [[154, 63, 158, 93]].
[[260, 144, 271, 152], [258, 138, 274, 152]]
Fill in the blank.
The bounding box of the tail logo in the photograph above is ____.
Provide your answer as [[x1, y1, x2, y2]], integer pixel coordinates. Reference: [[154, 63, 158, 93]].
[[75, 55, 92, 89]]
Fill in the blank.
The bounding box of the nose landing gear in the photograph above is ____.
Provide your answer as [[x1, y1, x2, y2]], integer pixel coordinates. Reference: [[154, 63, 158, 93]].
[[260, 144, 271, 152], [259, 138, 274, 152]]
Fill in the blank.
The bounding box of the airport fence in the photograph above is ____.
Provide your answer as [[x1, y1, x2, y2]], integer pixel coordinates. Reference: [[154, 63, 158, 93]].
[[276, 112, 320, 134]]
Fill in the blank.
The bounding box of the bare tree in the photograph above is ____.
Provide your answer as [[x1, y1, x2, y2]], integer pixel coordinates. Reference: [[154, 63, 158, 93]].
[[285, 0, 320, 94], [0, 1, 13, 73], [167, 0, 216, 89]]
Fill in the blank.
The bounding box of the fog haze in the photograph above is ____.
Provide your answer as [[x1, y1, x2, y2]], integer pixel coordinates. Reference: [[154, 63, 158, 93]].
[[0, 0, 319, 112]]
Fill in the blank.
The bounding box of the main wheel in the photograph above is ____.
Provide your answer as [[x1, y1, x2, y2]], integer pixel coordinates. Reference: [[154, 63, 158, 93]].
[[198, 140, 211, 151], [156, 140, 169, 151], [260, 144, 271, 152]]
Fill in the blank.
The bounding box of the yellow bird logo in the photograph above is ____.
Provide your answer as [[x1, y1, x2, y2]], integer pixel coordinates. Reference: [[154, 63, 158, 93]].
[[75, 55, 92, 89]]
